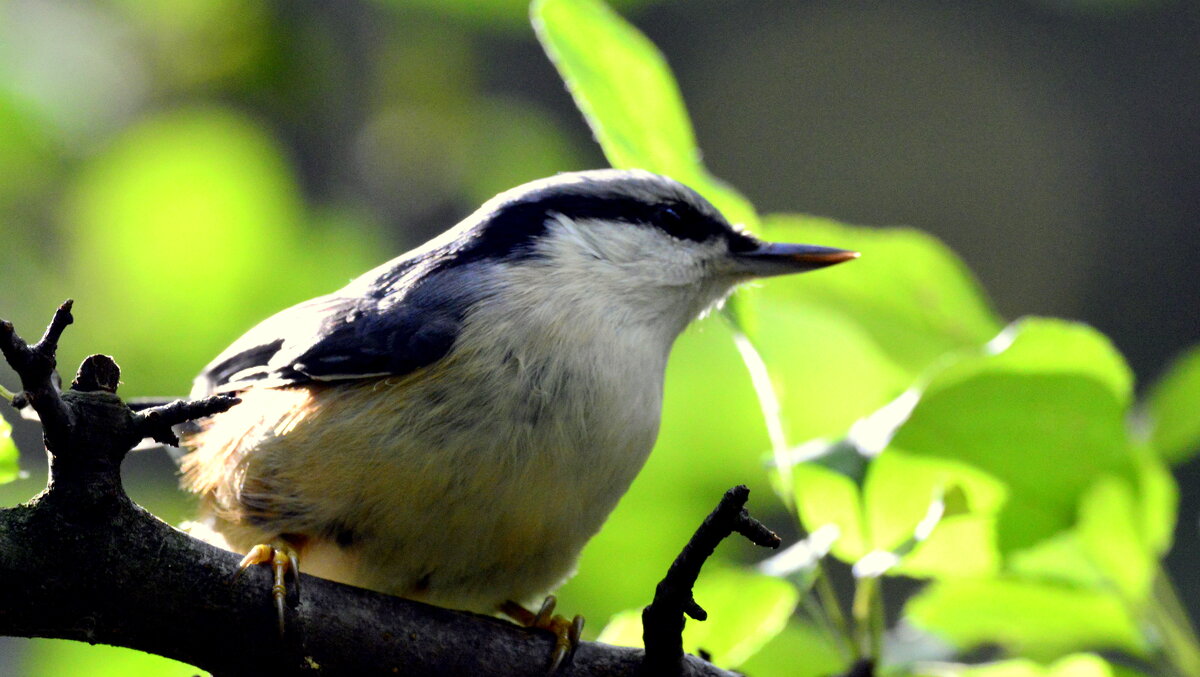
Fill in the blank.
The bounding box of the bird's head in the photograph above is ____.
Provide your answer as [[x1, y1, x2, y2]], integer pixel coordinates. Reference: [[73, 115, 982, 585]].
[[438, 169, 858, 336]]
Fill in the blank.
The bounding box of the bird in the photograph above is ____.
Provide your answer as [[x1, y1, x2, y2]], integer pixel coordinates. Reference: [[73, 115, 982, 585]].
[[175, 168, 857, 665]]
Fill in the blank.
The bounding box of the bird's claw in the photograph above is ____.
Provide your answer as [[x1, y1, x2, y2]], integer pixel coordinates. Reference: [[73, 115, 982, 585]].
[[548, 613, 585, 674], [503, 595, 584, 674], [234, 542, 300, 637]]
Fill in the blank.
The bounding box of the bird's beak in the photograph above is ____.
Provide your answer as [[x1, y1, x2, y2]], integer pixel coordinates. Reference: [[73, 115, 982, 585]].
[[732, 242, 860, 278]]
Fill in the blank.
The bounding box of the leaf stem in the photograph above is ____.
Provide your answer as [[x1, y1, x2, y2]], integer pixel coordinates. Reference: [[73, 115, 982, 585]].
[[814, 562, 858, 662], [726, 313, 791, 508], [852, 577, 877, 660], [1150, 566, 1200, 677], [870, 576, 886, 661], [801, 591, 844, 660]]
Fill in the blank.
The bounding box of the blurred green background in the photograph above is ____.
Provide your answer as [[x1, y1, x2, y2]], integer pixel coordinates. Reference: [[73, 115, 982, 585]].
[[1, 0, 1198, 675]]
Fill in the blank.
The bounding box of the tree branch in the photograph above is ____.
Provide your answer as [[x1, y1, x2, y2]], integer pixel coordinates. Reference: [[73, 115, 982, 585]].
[[0, 302, 748, 676]]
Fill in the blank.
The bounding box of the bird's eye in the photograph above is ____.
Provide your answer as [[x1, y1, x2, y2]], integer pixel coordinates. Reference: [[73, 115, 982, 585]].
[[655, 205, 691, 240]]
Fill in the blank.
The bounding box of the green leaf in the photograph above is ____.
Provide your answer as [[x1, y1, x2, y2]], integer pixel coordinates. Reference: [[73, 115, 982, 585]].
[[746, 307, 913, 443], [791, 458, 869, 562], [737, 621, 846, 677], [0, 415, 17, 485], [531, 0, 757, 227], [919, 318, 1133, 406], [862, 450, 1006, 578], [907, 578, 1147, 660], [1143, 344, 1200, 463], [596, 568, 798, 669], [1133, 449, 1178, 556], [886, 318, 1137, 551], [1008, 531, 1109, 590], [790, 432, 1011, 576], [752, 215, 1003, 374], [595, 609, 642, 650], [1008, 460, 1175, 604], [25, 638, 201, 677], [739, 216, 1002, 443], [1076, 475, 1155, 603], [936, 653, 1131, 677], [897, 511, 1001, 578]]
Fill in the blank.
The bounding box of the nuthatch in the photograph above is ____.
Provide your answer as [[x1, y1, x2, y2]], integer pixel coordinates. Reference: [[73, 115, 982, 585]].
[[177, 169, 857, 660]]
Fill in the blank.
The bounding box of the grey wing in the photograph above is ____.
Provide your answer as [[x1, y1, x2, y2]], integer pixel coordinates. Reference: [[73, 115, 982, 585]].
[[191, 265, 480, 398]]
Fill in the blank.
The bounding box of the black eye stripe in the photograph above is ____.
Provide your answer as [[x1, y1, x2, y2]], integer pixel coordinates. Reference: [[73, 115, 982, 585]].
[[653, 204, 695, 241], [446, 173, 750, 265]]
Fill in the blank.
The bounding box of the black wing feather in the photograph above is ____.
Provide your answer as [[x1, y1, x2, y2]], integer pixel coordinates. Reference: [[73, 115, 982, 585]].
[[192, 259, 484, 397]]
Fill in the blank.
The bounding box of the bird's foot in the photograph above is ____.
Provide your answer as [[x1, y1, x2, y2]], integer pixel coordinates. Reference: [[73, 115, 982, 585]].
[[234, 541, 300, 637], [501, 595, 584, 673]]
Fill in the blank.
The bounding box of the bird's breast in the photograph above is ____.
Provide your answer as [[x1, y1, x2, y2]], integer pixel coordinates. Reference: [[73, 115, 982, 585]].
[[189, 290, 677, 612]]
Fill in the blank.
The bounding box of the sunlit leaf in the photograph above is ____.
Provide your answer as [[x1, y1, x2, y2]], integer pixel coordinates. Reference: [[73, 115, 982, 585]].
[[1076, 475, 1154, 603], [597, 568, 798, 669], [737, 621, 846, 677], [1008, 531, 1108, 590], [747, 308, 912, 443], [532, 0, 757, 227], [752, 215, 1002, 374], [898, 512, 1001, 579], [852, 480, 980, 579], [811, 320, 1142, 571], [739, 216, 1001, 444], [907, 578, 1147, 660], [862, 449, 1005, 575], [595, 608, 642, 648], [0, 414, 17, 485], [791, 459, 868, 561], [919, 318, 1133, 406], [1133, 449, 1178, 556], [936, 652, 1130, 677], [886, 318, 1137, 551], [1007, 461, 1174, 603], [24, 638, 202, 677], [1143, 344, 1200, 463], [370, 0, 651, 31]]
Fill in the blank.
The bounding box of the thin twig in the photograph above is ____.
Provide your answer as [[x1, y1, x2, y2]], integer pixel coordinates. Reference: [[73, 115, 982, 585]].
[[134, 395, 241, 446], [639, 485, 780, 676]]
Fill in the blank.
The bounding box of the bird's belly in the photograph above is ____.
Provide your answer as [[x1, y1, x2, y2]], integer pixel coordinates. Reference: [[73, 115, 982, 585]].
[[350, 456, 637, 611], [350, 405, 659, 612], [199, 368, 663, 614]]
